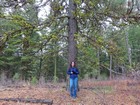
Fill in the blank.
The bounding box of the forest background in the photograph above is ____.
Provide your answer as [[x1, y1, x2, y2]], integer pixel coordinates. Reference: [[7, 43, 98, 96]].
[[0, 0, 140, 84]]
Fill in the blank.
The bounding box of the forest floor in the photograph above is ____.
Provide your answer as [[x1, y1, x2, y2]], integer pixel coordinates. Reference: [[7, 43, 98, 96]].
[[0, 79, 139, 105]]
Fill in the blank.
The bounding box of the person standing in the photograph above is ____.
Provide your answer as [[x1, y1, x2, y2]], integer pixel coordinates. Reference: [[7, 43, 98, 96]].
[[67, 61, 79, 98]]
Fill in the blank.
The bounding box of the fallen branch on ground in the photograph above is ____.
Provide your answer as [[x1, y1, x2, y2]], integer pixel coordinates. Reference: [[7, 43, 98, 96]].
[[0, 98, 53, 105]]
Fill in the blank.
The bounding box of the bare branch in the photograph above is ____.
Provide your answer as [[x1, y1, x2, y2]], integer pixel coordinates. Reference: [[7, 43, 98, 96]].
[[0, 98, 53, 105]]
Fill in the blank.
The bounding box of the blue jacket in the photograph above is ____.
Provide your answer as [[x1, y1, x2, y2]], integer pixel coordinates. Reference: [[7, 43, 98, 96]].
[[67, 67, 79, 79]]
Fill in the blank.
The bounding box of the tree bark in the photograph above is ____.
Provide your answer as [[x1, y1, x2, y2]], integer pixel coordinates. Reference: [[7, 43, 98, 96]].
[[68, 0, 78, 65], [66, 0, 78, 91]]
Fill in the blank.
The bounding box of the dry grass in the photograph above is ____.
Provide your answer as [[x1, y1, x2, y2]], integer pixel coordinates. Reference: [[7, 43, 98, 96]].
[[0, 79, 139, 105]]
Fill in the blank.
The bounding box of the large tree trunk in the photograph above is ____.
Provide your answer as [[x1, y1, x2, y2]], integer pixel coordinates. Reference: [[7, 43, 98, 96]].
[[68, 0, 78, 65], [66, 0, 78, 90]]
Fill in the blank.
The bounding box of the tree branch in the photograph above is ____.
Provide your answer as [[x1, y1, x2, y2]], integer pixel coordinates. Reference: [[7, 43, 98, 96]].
[[0, 98, 53, 105]]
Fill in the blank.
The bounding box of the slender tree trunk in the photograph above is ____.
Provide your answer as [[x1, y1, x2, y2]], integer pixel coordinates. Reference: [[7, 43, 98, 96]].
[[53, 53, 57, 82], [39, 56, 44, 83], [110, 55, 113, 80], [1, 70, 7, 85], [39, 47, 45, 86], [97, 48, 101, 79], [39, 48, 43, 73], [125, 27, 132, 67]]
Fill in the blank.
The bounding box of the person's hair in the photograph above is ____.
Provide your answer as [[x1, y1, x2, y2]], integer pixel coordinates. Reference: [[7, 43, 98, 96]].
[[69, 61, 76, 68]]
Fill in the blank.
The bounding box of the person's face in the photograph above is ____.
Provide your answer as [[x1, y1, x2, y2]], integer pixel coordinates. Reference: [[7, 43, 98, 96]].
[[71, 62, 75, 67]]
